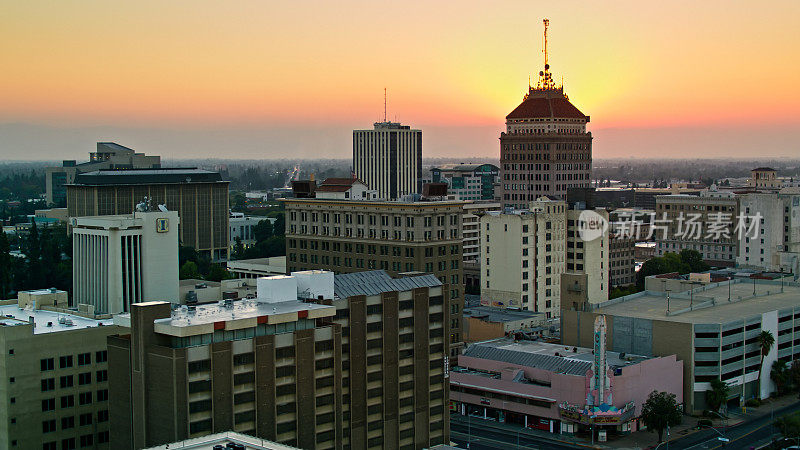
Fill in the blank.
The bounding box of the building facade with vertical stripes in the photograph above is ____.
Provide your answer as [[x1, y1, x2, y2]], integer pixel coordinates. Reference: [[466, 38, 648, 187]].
[[71, 211, 179, 314], [353, 122, 422, 200], [107, 270, 449, 449]]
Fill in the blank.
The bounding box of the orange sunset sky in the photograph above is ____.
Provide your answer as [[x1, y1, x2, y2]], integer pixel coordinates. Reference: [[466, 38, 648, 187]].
[[1, 1, 799, 160]]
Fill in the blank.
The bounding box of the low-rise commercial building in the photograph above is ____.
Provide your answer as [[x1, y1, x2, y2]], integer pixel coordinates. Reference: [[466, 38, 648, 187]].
[[0, 291, 121, 450], [462, 306, 546, 343], [227, 257, 287, 279], [450, 335, 682, 438], [430, 164, 500, 201], [561, 277, 800, 413]]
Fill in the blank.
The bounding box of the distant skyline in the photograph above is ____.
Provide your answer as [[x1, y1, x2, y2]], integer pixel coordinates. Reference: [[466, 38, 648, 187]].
[[1, 1, 799, 160]]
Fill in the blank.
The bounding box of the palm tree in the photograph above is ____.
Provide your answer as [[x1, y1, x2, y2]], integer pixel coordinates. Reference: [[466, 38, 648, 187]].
[[771, 360, 790, 395], [707, 378, 731, 413], [757, 330, 776, 398]]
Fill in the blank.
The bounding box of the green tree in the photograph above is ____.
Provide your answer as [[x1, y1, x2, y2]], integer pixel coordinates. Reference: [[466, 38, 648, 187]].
[[757, 330, 776, 396], [789, 360, 800, 392], [775, 412, 800, 439], [706, 378, 731, 413], [272, 213, 285, 236], [0, 231, 11, 299], [230, 192, 247, 212], [679, 249, 710, 273], [252, 219, 274, 242], [206, 264, 233, 282], [179, 261, 201, 280], [231, 237, 245, 260], [640, 390, 682, 443], [179, 245, 198, 267]]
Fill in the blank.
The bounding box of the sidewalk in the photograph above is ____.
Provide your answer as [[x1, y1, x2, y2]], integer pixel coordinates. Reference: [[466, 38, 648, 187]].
[[450, 395, 800, 450], [608, 395, 800, 449]]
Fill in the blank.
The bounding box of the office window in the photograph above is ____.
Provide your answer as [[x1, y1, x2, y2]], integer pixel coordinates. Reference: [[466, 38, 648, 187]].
[[41, 398, 55, 412], [97, 410, 109, 423], [60, 375, 74, 389], [42, 419, 57, 433], [95, 351, 107, 363], [79, 413, 92, 426], [61, 395, 75, 408], [79, 392, 92, 405], [95, 370, 108, 383], [78, 373, 91, 385], [79, 434, 93, 448], [41, 358, 54, 371], [60, 355, 73, 369], [61, 416, 75, 429], [96, 389, 108, 402], [41, 378, 55, 392], [77, 353, 91, 366]]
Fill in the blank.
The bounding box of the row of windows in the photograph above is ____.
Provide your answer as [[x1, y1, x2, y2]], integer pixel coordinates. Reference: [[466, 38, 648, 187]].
[[41, 352, 105, 372]]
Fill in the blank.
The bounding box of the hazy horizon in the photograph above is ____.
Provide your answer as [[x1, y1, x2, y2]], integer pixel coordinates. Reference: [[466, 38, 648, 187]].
[[2, 1, 798, 161]]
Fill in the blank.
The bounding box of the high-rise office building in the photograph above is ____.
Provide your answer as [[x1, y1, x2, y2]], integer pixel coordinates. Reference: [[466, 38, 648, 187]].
[[45, 142, 161, 206], [67, 168, 230, 260], [71, 210, 180, 314], [282, 195, 465, 355], [353, 122, 422, 200], [108, 270, 449, 449], [499, 20, 592, 208], [0, 289, 120, 450]]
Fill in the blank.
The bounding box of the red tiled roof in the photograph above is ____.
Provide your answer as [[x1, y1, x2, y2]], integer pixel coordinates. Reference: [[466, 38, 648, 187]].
[[506, 96, 587, 120]]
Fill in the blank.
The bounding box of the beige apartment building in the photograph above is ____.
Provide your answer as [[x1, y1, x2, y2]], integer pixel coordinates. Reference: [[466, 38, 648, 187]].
[[0, 289, 120, 450], [480, 199, 566, 318], [654, 190, 739, 266], [566, 208, 610, 303], [282, 197, 465, 354], [737, 192, 800, 273], [108, 271, 450, 449], [462, 202, 502, 293]]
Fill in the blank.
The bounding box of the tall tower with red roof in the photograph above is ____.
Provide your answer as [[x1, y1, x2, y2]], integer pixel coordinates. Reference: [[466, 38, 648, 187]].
[[499, 19, 592, 208]]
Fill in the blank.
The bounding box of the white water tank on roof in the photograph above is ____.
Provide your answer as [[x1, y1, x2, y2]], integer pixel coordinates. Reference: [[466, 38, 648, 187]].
[[291, 270, 334, 300], [257, 275, 298, 303]]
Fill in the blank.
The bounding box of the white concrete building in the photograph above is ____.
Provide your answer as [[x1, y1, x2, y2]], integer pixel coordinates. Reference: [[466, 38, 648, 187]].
[[314, 178, 378, 200], [480, 199, 566, 318], [567, 208, 609, 303], [462, 201, 502, 265], [353, 122, 422, 200], [229, 212, 275, 251], [737, 192, 800, 273], [72, 210, 179, 314]]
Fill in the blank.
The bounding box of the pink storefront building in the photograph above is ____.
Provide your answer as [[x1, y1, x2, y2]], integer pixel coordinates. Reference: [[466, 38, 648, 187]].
[[450, 316, 683, 439]]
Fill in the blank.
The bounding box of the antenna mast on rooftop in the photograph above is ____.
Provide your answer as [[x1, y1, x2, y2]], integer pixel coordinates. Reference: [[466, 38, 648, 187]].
[[383, 88, 387, 123]]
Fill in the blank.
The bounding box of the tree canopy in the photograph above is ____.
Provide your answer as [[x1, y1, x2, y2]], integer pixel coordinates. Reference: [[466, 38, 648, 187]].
[[636, 249, 710, 289], [641, 390, 682, 443]]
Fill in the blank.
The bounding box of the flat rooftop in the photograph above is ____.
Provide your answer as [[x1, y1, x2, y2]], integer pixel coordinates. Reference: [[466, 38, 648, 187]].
[[594, 279, 800, 324], [0, 303, 114, 335], [463, 306, 545, 323], [161, 299, 334, 328], [73, 168, 224, 185], [463, 339, 649, 376], [143, 431, 297, 450]]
